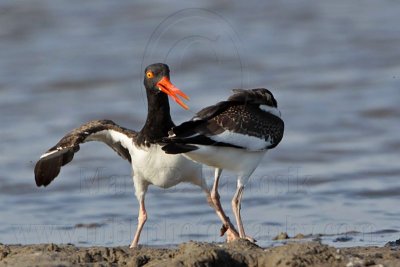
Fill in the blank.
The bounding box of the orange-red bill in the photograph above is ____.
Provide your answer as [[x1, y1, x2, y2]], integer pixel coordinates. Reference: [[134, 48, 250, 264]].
[[157, 76, 190, 110]]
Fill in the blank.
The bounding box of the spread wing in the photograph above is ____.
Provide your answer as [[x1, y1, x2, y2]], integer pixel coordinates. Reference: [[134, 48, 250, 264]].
[[34, 119, 137, 187]]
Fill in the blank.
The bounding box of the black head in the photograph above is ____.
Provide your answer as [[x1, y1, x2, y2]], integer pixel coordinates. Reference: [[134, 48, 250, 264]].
[[144, 63, 170, 92], [143, 63, 189, 110]]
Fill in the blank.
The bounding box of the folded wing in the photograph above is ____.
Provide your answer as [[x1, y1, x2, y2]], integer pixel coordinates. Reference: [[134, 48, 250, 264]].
[[162, 88, 284, 153]]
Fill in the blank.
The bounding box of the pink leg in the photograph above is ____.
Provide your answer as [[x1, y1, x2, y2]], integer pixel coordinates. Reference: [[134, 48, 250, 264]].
[[130, 194, 147, 248], [232, 185, 245, 238], [209, 168, 239, 241], [232, 185, 256, 242]]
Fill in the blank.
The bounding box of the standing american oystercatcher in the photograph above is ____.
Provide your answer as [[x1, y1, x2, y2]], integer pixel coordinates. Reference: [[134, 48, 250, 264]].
[[34, 63, 239, 248], [162, 88, 284, 241]]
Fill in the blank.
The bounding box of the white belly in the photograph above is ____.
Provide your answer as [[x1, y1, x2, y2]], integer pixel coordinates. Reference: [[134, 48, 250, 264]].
[[185, 146, 266, 177], [131, 144, 203, 188]]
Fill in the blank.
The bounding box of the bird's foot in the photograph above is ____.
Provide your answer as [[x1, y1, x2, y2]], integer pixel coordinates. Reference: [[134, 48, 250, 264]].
[[226, 228, 240, 242], [129, 242, 138, 249], [220, 222, 240, 242], [220, 224, 228, 236]]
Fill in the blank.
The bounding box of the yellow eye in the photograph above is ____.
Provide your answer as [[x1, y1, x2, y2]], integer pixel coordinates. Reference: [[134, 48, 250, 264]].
[[146, 71, 154, 79]]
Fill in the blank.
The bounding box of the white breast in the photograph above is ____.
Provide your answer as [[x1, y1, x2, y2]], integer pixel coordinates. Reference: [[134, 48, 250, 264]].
[[131, 144, 202, 188]]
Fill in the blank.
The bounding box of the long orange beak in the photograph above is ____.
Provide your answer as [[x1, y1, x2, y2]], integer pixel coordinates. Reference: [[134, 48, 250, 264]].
[[157, 76, 190, 110]]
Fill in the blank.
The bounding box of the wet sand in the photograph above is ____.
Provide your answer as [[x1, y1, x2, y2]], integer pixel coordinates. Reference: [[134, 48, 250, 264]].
[[1, 239, 399, 267]]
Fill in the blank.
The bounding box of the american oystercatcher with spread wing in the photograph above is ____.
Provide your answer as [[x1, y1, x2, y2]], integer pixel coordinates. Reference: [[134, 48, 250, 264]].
[[162, 88, 284, 241], [34, 63, 239, 248]]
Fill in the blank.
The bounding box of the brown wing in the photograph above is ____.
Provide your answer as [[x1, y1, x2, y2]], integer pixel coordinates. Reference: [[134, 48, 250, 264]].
[[34, 119, 137, 187]]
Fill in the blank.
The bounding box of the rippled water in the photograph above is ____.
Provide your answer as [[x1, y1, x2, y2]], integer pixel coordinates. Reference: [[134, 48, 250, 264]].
[[1, 0, 400, 247]]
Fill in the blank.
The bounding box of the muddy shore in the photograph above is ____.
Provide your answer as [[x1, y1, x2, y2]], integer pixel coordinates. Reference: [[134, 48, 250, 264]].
[[1, 239, 399, 267]]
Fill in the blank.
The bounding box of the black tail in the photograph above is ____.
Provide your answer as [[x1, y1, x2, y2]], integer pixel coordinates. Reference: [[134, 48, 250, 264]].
[[161, 143, 198, 154], [168, 120, 203, 138]]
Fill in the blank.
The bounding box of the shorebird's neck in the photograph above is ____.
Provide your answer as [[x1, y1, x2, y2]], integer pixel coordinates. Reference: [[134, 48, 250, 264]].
[[137, 91, 174, 146]]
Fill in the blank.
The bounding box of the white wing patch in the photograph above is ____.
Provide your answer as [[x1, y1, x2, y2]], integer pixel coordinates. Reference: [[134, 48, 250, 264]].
[[259, 105, 281, 117], [210, 130, 271, 151], [85, 129, 134, 152]]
